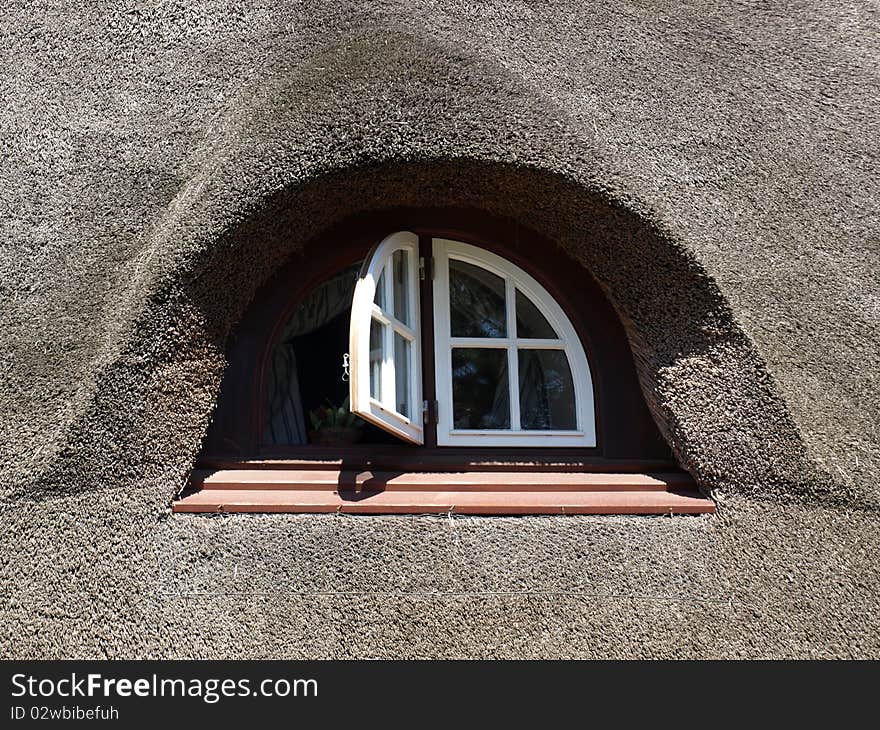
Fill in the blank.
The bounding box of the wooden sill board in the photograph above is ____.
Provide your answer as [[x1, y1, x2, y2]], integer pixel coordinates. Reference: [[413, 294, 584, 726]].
[[173, 487, 712, 514], [175, 470, 714, 515], [189, 469, 695, 492]]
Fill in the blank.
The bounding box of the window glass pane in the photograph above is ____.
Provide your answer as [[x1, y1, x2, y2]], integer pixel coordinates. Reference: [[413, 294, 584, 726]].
[[394, 332, 411, 418], [374, 269, 386, 308], [516, 289, 557, 339], [518, 350, 576, 430], [369, 318, 385, 401], [392, 249, 410, 326], [451, 348, 510, 429], [449, 259, 506, 338]]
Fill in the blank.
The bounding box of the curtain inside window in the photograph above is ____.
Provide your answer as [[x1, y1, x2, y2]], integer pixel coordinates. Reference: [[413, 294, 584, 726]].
[[263, 264, 360, 445]]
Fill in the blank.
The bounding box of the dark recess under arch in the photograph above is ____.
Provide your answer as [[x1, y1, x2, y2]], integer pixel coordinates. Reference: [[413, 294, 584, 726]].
[[200, 207, 673, 471]]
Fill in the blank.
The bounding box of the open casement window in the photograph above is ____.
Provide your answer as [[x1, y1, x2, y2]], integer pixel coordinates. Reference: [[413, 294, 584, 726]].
[[350, 233, 595, 448], [432, 239, 595, 447], [349, 231, 423, 444]]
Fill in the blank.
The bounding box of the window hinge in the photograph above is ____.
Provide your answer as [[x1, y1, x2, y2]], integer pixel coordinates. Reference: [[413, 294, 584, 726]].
[[422, 399, 438, 424], [419, 256, 434, 281]]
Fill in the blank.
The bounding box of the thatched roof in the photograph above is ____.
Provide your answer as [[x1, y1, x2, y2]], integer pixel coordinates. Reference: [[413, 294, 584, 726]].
[[1, 2, 878, 657]]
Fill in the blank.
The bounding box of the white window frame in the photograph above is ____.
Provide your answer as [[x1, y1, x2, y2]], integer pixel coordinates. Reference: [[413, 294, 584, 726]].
[[349, 231, 423, 444], [432, 238, 596, 447]]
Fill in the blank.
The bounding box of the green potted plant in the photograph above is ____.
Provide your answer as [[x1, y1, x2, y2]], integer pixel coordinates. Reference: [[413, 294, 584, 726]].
[[308, 395, 364, 445]]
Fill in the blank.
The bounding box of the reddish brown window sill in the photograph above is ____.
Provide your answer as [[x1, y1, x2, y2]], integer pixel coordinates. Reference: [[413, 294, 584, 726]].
[[174, 468, 714, 516]]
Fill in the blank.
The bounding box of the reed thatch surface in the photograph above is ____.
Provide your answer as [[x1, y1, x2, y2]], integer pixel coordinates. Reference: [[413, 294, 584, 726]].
[[1, 1, 877, 657]]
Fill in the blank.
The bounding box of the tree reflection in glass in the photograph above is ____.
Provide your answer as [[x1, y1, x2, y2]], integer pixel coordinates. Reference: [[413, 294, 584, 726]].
[[451, 348, 510, 429], [518, 349, 576, 429], [449, 259, 506, 338]]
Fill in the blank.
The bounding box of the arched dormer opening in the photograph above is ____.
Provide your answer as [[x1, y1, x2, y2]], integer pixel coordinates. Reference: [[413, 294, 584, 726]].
[[178, 209, 713, 515]]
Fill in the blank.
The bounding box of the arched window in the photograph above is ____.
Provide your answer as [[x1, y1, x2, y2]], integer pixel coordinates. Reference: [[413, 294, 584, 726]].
[[181, 213, 712, 515], [433, 238, 594, 447], [349, 233, 595, 447]]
